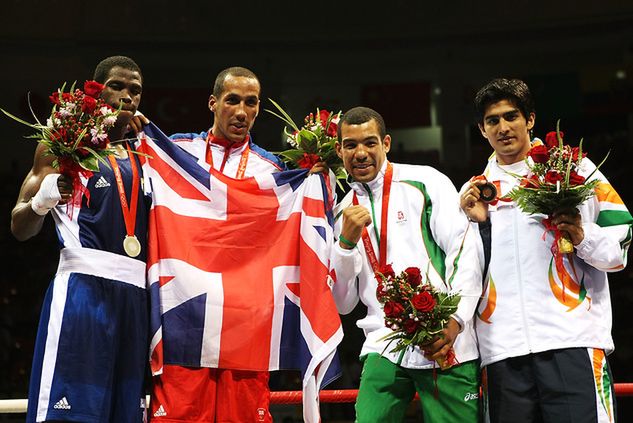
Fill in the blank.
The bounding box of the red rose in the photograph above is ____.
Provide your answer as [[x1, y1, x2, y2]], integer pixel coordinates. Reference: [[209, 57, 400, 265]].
[[383, 301, 405, 318], [404, 267, 422, 287], [403, 319, 419, 334], [319, 110, 330, 126], [297, 153, 321, 169], [412, 291, 436, 312], [326, 121, 338, 137], [568, 170, 586, 186], [527, 145, 549, 164], [49, 92, 60, 105], [81, 95, 97, 113], [378, 264, 395, 279], [544, 171, 563, 185], [545, 130, 564, 148], [84, 80, 105, 98], [318, 110, 338, 137]]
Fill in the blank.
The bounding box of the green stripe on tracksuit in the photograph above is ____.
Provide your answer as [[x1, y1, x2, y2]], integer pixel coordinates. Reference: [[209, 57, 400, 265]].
[[400, 180, 468, 288], [596, 209, 633, 259], [401, 180, 446, 278]]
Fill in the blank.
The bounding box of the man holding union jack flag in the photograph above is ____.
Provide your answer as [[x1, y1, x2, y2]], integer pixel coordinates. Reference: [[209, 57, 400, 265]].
[[141, 66, 338, 423]]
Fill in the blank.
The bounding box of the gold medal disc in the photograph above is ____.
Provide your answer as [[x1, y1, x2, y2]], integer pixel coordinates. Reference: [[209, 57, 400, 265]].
[[123, 235, 142, 257]]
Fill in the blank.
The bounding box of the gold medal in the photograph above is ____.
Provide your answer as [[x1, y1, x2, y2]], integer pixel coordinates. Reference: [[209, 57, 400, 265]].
[[108, 143, 142, 259], [123, 235, 142, 257]]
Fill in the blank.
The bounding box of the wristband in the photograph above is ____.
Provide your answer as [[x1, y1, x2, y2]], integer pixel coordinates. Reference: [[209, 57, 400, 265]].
[[31, 173, 62, 216], [339, 234, 357, 249]]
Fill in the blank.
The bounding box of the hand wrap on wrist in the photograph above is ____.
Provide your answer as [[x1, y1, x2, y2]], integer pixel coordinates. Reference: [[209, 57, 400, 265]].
[[31, 173, 62, 216]]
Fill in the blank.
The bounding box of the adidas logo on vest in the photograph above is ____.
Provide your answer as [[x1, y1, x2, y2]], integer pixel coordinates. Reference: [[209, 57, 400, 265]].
[[53, 397, 71, 410], [154, 405, 167, 417], [94, 176, 111, 188]]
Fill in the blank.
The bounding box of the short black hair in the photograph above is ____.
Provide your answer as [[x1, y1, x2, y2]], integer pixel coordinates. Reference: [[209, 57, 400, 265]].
[[337, 106, 387, 141], [474, 78, 534, 123], [93, 56, 143, 84], [212, 66, 259, 97]]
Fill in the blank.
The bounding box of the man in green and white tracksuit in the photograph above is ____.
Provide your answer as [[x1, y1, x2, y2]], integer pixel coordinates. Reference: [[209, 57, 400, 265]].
[[331, 106, 482, 422]]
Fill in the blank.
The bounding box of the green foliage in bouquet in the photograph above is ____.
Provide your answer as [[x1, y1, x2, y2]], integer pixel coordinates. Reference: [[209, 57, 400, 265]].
[[507, 121, 608, 216], [265, 99, 347, 185]]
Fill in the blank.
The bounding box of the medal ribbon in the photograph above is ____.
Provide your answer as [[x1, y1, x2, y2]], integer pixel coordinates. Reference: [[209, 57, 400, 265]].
[[206, 133, 250, 179], [107, 143, 139, 240], [352, 162, 393, 272]]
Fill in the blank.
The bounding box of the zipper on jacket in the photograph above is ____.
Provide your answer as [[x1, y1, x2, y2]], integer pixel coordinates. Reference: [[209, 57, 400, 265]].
[[362, 183, 381, 244], [514, 208, 533, 349]]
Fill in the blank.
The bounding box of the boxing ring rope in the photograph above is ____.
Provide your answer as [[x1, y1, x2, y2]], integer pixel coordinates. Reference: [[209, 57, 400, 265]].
[[2, 384, 633, 413], [268, 384, 633, 404]]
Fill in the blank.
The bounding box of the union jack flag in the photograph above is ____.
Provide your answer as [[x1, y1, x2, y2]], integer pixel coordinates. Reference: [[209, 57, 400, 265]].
[[138, 123, 343, 422]]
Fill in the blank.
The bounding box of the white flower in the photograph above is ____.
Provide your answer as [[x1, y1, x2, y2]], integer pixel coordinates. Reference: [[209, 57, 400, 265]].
[[286, 135, 298, 148], [91, 132, 108, 145], [89, 127, 109, 144], [99, 106, 111, 116], [103, 115, 117, 126], [58, 108, 72, 117]]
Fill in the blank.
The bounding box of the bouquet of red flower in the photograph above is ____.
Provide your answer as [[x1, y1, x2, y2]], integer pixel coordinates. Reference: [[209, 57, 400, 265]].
[[1, 80, 120, 175], [265, 99, 347, 185], [2, 80, 122, 214], [376, 264, 461, 370], [508, 121, 608, 253]]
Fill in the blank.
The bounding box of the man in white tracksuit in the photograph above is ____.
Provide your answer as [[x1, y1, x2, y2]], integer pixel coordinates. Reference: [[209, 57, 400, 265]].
[[331, 106, 482, 422], [461, 78, 633, 423]]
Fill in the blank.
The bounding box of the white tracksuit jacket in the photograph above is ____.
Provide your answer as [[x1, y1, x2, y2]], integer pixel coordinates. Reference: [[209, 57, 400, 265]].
[[331, 162, 482, 369], [472, 155, 632, 367], [169, 131, 284, 177]]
